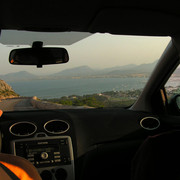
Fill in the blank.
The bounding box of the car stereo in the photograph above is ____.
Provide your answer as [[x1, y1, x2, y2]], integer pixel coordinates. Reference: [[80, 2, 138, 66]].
[[11, 136, 74, 180]]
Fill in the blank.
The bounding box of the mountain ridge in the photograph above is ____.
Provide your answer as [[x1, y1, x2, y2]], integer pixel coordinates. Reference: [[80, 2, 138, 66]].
[[0, 60, 160, 81], [0, 71, 38, 81], [52, 66, 95, 77]]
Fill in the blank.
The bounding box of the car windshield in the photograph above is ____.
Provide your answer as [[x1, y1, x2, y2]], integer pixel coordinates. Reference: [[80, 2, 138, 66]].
[[0, 31, 170, 111]]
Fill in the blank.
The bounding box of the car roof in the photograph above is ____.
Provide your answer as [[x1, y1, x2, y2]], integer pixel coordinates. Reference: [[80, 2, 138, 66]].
[[1, 1, 180, 36]]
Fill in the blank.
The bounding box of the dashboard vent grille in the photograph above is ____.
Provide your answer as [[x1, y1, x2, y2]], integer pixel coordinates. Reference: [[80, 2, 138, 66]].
[[140, 117, 160, 130], [44, 119, 69, 134], [9, 121, 37, 136]]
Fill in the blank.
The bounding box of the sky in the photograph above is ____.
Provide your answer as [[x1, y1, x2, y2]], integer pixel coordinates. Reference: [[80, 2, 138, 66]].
[[0, 32, 170, 75]]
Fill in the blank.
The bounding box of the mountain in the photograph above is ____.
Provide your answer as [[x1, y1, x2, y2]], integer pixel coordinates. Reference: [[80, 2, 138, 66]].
[[132, 60, 157, 72], [52, 66, 95, 77], [101, 64, 137, 73], [50, 60, 157, 78], [173, 68, 180, 76], [0, 71, 38, 81], [0, 79, 19, 99], [101, 61, 157, 77], [0, 60, 158, 81]]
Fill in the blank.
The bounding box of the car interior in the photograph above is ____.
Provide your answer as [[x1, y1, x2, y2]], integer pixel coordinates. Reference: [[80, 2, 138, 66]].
[[1, 1, 180, 180]]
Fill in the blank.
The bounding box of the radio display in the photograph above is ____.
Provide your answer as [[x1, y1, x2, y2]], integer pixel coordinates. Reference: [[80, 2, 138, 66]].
[[27, 145, 59, 154]]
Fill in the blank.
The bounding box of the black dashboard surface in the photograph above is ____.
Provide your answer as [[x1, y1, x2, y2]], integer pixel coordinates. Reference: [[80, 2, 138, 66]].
[[0, 108, 168, 180], [0, 108, 155, 157]]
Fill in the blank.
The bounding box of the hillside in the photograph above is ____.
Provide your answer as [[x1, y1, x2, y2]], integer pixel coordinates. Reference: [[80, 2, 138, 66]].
[[46, 89, 142, 108], [0, 80, 19, 99], [52, 66, 95, 77], [0, 71, 38, 81], [50, 61, 157, 78]]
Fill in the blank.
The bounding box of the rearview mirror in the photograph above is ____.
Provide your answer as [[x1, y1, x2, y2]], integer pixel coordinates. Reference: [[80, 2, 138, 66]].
[[9, 42, 69, 68]]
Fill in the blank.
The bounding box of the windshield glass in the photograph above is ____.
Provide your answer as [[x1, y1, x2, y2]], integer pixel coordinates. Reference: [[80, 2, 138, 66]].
[[0, 32, 170, 111]]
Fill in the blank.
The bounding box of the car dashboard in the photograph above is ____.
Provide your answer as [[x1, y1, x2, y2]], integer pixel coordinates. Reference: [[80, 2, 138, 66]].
[[0, 109, 164, 180]]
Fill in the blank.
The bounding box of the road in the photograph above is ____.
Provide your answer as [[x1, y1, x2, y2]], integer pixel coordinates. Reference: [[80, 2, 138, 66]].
[[0, 98, 37, 111]]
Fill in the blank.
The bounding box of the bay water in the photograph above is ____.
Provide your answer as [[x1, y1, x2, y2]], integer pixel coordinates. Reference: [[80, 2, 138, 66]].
[[8, 77, 148, 99]]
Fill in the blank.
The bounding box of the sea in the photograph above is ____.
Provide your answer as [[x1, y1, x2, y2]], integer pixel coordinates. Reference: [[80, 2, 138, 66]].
[[7, 77, 148, 99]]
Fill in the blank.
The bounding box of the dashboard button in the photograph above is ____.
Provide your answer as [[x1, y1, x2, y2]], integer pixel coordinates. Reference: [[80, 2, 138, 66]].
[[54, 155, 61, 158], [55, 159, 61, 162], [41, 152, 49, 160], [54, 152, 60, 155]]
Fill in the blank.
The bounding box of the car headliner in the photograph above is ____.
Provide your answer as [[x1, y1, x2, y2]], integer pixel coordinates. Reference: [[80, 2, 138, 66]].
[[0, 1, 180, 36]]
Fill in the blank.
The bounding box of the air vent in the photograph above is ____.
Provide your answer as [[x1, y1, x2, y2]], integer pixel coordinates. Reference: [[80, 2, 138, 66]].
[[9, 121, 37, 136], [140, 117, 160, 130], [44, 120, 69, 134]]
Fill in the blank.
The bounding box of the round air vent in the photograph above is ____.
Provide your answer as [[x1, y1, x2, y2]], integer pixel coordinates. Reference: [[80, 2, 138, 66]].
[[140, 117, 160, 130], [9, 121, 37, 136], [44, 120, 69, 134]]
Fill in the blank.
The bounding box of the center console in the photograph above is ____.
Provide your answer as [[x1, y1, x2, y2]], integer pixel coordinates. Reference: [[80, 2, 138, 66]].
[[11, 136, 74, 180]]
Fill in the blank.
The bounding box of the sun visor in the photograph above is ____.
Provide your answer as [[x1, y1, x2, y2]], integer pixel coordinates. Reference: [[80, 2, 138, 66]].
[[89, 8, 179, 36], [0, 30, 92, 46]]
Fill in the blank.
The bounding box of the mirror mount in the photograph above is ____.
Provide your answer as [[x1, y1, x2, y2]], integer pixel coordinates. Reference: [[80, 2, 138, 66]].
[[32, 41, 43, 48], [33, 41, 44, 68]]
